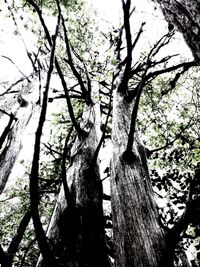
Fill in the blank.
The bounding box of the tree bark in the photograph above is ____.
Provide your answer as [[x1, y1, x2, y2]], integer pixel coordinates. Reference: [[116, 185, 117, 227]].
[[37, 99, 110, 267], [111, 90, 171, 267], [153, 0, 200, 62], [0, 79, 36, 194]]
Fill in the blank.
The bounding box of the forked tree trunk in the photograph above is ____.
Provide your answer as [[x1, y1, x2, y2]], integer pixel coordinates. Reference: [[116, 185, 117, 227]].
[[111, 91, 171, 267], [37, 98, 110, 267], [153, 0, 200, 62]]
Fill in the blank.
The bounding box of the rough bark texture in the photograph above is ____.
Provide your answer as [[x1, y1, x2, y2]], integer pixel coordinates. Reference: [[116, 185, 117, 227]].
[[37, 100, 110, 267], [0, 80, 36, 194], [153, 0, 200, 62], [111, 91, 171, 267]]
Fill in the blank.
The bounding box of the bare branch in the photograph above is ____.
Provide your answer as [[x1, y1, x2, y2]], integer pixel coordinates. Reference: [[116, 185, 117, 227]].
[[118, 0, 133, 94], [61, 16, 88, 101], [146, 61, 196, 81], [92, 75, 114, 164], [27, 0, 86, 138], [26, 0, 52, 45], [7, 210, 31, 267], [29, 5, 60, 265], [131, 22, 145, 52], [124, 68, 147, 157], [0, 77, 26, 97], [55, 61, 87, 139], [61, 126, 74, 208], [71, 47, 93, 103]]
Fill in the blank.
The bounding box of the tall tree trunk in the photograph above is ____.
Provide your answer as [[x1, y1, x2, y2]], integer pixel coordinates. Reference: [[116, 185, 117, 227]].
[[0, 79, 36, 194], [37, 98, 110, 267], [153, 0, 200, 62], [110, 91, 171, 267]]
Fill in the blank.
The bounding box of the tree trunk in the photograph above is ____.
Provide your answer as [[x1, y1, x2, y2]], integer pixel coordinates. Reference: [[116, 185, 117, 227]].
[[37, 99, 110, 267], [153, 0, 200, 62], [110, 91, 171, 267], [0, 79, 36, 194]]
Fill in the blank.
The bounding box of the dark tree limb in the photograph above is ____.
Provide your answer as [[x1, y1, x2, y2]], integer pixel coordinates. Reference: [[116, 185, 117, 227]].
[[26, 0, 86, 139], [124, 68, 148, 156], [29, 5, 60, 265], [26, 0, 52, 46], [146, 61, 196, 81], [0, 77, 26, 97], [71, 47, 93, 104], [61, 126, 74, 208], [118, 0, 133, 94], [6, 210, 31, 267], [103, 193, 111, 201], [92, 75, 114, 164], [0, 245, 8, 267], [61, 16, 88, 101], [0, 113, 15, 150], [55, 60, 87, 139]]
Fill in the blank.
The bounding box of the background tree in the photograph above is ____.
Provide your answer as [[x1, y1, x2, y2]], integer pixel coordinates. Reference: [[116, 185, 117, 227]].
[[153, 0, 200, 62]]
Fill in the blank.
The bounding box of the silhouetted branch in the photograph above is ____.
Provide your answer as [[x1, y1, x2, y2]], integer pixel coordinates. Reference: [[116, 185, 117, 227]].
[[0, 56, 30, 82], [27, 1, 86, 138], [0, 77, 26, 97], [26, 0, 52, 45], [61, 126, 74, 208], [7, 210, 31, 267], [103, 194, 111, 201], [92, 75, 114, 164], [0, 244, 8, 267], [29, 4, 60, 265], [146, 61, 196, 81], [62, 16, 88, 101], [118, 0, 133, 94], [71, 48, 93, 103], [125, 67, 148, 156], [55, 61, 87, 139]]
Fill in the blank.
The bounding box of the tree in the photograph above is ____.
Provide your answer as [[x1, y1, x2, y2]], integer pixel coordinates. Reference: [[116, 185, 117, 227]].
[[0, 74, 37, 194], [152, 0, 200, 62], [0, 0, 199, 266]]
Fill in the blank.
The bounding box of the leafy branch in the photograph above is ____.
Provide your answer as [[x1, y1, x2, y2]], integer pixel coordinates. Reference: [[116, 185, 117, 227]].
[[150, 120, 194, 154]]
